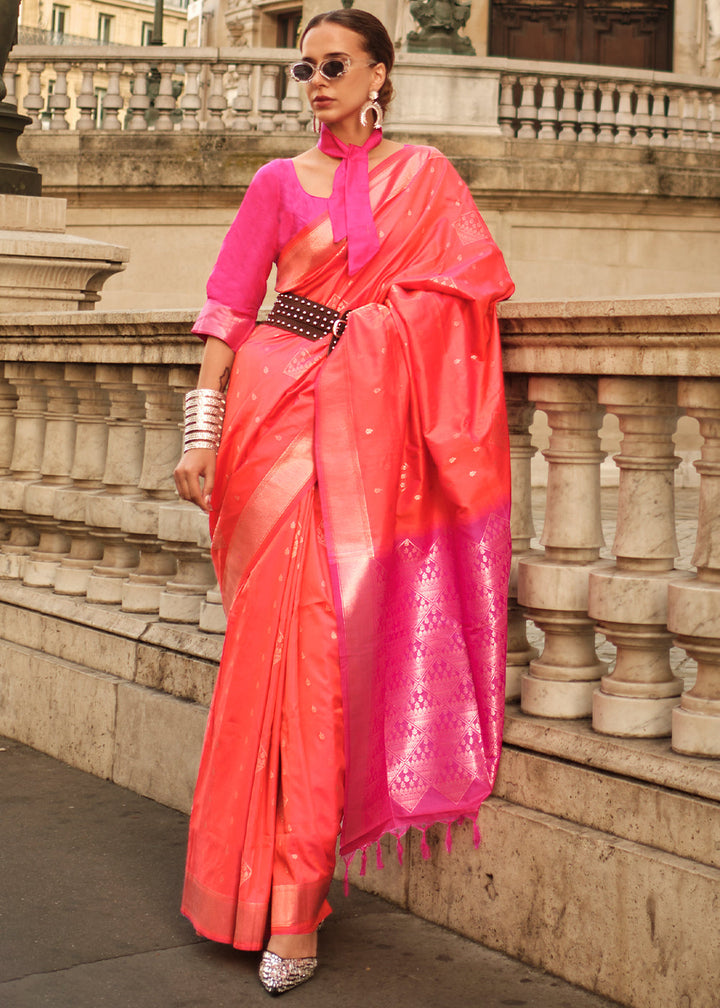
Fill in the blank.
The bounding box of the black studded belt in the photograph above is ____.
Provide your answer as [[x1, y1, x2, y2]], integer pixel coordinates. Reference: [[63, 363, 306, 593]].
[[266, 292, 348, 353]]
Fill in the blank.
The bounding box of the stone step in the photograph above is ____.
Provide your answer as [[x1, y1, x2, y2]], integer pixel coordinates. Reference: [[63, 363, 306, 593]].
[[0, 635, 207, 814], [0, 581, 221, 705], [2, 581, 719, 1008], [345, 784, 720, 1008]]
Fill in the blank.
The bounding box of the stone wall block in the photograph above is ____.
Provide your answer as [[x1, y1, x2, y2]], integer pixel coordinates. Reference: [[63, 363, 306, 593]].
[[134, 641, 217, 705], [113, 682, 207, 813], [0, 640, 116, 778], [400, 800, 720, 1008]]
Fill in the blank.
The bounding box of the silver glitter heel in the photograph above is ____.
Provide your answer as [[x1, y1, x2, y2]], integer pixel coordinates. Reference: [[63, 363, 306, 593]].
[[258, 950, 318, 997]]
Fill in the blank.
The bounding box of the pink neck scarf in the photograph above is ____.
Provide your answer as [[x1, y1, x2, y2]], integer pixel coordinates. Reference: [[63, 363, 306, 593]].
[[318, 124, 383, 276]]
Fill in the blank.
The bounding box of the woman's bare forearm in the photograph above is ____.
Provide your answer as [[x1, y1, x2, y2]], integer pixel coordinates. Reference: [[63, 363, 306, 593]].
[[197, 336, 236, 393]]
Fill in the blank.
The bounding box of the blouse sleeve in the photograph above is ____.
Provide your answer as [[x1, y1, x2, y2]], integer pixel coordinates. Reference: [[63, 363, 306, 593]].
[[192, 162, 283, 353]]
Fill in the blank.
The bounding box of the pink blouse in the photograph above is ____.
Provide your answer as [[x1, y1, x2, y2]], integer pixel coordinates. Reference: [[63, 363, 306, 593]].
[[192, 160, 327, 352]]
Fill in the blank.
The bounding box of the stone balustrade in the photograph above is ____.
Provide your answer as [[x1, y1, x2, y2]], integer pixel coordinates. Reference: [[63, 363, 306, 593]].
[[1, 297, 720, 761], [4, 46, 719, 147], [499, 64, 720, 147]]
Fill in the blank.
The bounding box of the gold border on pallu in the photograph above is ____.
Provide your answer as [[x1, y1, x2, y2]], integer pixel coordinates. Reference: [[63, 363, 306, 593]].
[[220, 428, 315, 612]]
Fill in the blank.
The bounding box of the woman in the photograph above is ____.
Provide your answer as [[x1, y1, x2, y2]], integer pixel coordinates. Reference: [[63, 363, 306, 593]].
[[174, 8, 513, 997]]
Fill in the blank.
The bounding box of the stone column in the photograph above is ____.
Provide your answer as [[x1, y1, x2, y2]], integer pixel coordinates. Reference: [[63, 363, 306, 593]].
[[0, 364, 17, 545], [0, 362, 44, 579], [157, 501, 216, 624], [22, 364, 76, 588], [518, 376, 611, 717], [504, 374, 539, 700], [120, 366, 183, 613], [85, 367, 144, 604], [53, 364, 109, 596], [589, 378, 684, 737], [669, 378, 720, 755]]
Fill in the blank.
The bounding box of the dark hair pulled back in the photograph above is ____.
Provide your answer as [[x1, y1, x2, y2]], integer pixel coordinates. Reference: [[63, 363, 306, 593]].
[[300, 8, 395, 114]]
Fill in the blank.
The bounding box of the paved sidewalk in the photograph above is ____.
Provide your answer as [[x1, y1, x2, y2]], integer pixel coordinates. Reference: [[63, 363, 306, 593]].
[[1, 736, 621, 1008]]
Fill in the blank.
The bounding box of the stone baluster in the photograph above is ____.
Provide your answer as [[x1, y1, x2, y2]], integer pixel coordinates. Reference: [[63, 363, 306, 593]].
[[281, 75, 303, 132], [53, 365, 109, 596], [206, 62, 228, 131], [557, 78, 578, 141], [664, 88, 682, 146], [157, 502, 217, 624], [21, 365, 77, 588], [76, 62, 99, 130], [257, 64, 280, 133], [0, 368, 18, 544], [694, 90, 712, 150], [153, 62, 179, 131], [505, 375, 539, 701], [128, 62, 151, 131], [229, 63, 253, 131], [681, 89, 699, 149], [648, 87, 668, 147], [669, 379, 720, 756], [120, 366, 184, 613], [498, 73, 518, 138], [632, 85, 652, 145], [577, 80, 598, 141], [85, 367, 145, 603], [596, 81, 616, 142], [614, 82, 634, 144], [179, 62, 203, 131], [199, 584, 227, 634], [589, 378, 684, 737], [48, 62, 71, 130], [101, 62, 125, 131], [518, 377, 610, 718], [516, 75, 538, 139], [710, 94, 720, 147], [4, 60, 18, 106], [0, 364, 44, 578], [21, 61, 45, 129], [536, 76, 558, 139]]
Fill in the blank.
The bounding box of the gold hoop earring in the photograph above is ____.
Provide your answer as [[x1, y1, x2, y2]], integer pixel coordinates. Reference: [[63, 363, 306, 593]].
[[360, 91, 383, 129]]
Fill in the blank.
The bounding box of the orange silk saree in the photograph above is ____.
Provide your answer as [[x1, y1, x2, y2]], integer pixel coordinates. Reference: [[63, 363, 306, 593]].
[[182, 145, 514, 949]]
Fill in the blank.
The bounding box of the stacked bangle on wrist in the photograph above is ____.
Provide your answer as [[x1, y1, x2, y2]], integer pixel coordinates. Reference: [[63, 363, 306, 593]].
[[183, 388, 226, 453]]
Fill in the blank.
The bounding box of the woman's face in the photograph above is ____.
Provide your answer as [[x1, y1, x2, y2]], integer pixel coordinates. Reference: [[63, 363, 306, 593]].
[[299, 23, 386, 133]]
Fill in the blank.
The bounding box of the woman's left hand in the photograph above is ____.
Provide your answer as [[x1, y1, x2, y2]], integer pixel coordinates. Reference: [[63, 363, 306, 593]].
[[174, 448, 217, 513]]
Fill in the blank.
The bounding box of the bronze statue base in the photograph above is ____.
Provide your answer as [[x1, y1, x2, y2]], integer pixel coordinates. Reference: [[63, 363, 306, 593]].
[[406, 27, 475, 55], [0, 102, 42, 197]]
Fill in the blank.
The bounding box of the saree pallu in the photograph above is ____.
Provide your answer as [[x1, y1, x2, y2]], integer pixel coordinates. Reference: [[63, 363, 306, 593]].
[[182, 145, 514, 948]]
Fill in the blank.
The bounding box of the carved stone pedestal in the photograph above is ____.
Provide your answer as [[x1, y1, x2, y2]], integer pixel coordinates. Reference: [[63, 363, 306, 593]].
[[0, 194, 128, 312]]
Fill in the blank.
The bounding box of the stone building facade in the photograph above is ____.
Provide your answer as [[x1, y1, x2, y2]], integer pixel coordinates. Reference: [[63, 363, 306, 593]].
[[19, 0, 190, 46], [191, 0, 720, 76]]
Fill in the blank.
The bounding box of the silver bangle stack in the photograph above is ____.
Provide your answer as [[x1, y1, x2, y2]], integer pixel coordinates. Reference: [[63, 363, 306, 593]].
[[183, 388, 226, 453]]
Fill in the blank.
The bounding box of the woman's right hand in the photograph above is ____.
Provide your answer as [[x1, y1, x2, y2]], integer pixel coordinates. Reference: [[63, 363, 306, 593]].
[[174, 448, 218, 513]]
